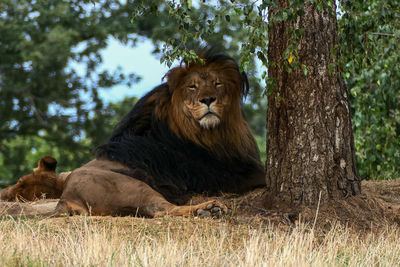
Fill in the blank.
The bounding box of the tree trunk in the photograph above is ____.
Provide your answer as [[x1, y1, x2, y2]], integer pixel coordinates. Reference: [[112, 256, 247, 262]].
[[266, 0, 361, 206]]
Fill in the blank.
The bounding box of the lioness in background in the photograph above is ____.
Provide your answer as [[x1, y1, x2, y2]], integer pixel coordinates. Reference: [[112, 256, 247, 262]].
[[0, 156, 66, 201]]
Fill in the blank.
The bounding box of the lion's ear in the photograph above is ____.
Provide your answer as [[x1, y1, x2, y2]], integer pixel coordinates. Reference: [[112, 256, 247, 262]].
[[35, 156, 57, 172], [165, 66, 186, 93]]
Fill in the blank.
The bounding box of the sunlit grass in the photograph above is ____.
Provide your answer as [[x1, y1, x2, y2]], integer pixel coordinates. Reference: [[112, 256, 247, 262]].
[[0, 215, 399, 266]]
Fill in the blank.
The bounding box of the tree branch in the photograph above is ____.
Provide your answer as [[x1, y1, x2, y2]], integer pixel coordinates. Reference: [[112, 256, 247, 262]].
[[367, 32, 399, 38]]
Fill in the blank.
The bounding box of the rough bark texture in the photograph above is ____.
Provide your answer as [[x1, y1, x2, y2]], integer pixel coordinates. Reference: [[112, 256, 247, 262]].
[[266, 1, 361, 206]]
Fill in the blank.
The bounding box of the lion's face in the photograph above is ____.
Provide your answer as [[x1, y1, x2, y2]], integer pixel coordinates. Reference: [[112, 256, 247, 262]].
[[180, 71, 230, 129], [153, 50, 259, 158], [166, 61, 243, 132]]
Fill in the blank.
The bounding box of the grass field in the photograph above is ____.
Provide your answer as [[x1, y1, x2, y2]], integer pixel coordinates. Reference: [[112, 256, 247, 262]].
[[1, 180, 400, 266], [0, 214, 399, 266]]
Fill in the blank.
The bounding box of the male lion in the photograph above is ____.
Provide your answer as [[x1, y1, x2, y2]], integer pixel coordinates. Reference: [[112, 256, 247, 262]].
[[0, 156, 64, 201], [6, 49, 266, 218]]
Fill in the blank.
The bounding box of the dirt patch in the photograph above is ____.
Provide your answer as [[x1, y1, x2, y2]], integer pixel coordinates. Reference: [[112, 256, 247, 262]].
[[302, 180, 400, 232], [188, 180, 400, 233]]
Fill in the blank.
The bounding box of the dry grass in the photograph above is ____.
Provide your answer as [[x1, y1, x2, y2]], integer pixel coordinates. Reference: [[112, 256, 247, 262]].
[[1, 180, 400, 266], [0, 215, 399, 266]]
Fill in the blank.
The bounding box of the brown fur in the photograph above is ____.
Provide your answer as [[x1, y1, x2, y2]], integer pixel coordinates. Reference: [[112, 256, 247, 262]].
[[55, 159, 228, 217], [0, 156, 64, 201]]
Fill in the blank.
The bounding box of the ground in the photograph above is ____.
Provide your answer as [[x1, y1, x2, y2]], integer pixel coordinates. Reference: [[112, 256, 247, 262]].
[[0, 180, 399, 265], [189, 179, 400, 233]]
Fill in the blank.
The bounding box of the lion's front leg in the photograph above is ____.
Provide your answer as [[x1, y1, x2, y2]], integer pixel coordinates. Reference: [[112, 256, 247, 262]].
[[155, 200, 230, 218]]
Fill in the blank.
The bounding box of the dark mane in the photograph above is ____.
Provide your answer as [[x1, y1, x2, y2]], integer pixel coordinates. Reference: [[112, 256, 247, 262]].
[[109, 84, 167, 139], [96, 50, 264, 204]]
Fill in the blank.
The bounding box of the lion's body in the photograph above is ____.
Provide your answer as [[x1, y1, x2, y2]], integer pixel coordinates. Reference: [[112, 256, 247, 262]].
[[96, 83, 265, 204], [56, 159, 170, 216], [2, 49, 265, 218], [54, 158, 230, 217]]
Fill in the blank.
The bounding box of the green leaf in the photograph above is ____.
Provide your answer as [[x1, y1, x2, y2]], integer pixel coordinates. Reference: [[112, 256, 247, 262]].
[[282, 11, 288, 21], [301, 64, 309, 76]]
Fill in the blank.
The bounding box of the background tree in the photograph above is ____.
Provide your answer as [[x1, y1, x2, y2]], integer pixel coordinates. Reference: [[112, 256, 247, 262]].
[[339, 1, 400, 180], [0, 0, 141, 183], [0, 95, 137, 186]]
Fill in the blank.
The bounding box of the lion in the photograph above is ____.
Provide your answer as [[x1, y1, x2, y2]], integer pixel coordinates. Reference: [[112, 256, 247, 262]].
[[0, 156, 65, 201], [4, 49, 265, 218]]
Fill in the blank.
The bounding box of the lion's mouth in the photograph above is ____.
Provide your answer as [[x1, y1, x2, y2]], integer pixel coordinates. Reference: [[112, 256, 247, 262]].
[[199, 111, 220, 120]]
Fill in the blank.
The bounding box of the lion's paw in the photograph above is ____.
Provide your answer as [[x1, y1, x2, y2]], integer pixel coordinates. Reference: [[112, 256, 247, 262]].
[[195, 200, 231, 219]]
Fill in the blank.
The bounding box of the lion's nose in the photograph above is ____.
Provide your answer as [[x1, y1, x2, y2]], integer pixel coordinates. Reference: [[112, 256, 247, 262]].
[[200, 97, 216, 107]]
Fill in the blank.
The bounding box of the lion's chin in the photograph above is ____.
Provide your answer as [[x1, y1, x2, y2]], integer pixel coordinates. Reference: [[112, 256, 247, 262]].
[[199, 114, 220, 129]]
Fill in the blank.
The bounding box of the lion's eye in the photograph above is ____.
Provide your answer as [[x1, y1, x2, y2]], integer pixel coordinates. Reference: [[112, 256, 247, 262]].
[[188, 85, 197, 90], [215, 82, 223, 88]]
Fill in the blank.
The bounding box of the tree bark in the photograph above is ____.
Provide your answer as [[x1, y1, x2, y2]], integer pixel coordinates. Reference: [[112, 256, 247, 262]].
[[266, 0, 361, 206]]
